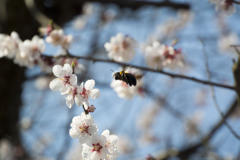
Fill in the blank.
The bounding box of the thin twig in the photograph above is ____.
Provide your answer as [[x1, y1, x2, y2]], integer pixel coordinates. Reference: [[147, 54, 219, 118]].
[[233, 0, 240, 4], [201, 39, 240, 140], [41, 53, 236, 90]]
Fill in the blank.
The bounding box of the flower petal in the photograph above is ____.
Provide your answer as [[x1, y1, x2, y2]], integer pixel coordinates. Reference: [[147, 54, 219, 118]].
[[85, 79, 95, 90], [69, 74, 77, 86], [69, 128, 80, 138], [66, 95, 74, 108], [75, 95, 84, 106], [52, 65, 64, 77], [63, 63, 73, 75], [89, 89, 100, 99], [49, 78, 62, 91]]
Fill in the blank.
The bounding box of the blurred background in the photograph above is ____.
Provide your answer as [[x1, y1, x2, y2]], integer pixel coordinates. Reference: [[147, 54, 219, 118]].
[[0, 0, 240, 160]]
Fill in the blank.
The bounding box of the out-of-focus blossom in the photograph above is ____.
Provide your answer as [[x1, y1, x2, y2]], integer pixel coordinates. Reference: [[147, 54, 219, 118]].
[[136, 104, 161, 130], [110, 68, 144, 100], [194, 89, 208, 106], [69, 112, 98, 143], [144, 41, 184, 70], [19, 35, 45, 61], [73, 16, 87, 30], [0, 139, 13, 160], [19, 117, 32, 130], [39, 25, 53, 36], [104, 33, 136, 62], [83, 3, 95, 16], [138, 132, 160, 146], [117, 135, 134, 154], [49, 64, 77, 93], [62, 35, 73, 49], [66, 144, 84, 160], [218, 33, 239, 55], [209, 0, 236, 15], [35, 76, 53, 90], [185, 111, 203, 136], [0, 32, 21, 59], [46, 29, 65, 46]]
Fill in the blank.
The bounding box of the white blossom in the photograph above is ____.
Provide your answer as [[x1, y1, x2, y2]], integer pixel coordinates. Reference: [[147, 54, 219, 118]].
[[144, 41, 184, 70], [101, 130, 119, 157], [104, 33, 136, 62], [117, 135, 134, 154], [69, 112, 98, 144], [218, 33, 239, 55], [82, 130, 119, 160], [46, 29, 73, 49], [39, 25, 52, 36], [209, 0, 236, 15], [0, 32, 21, 59], [73, 16, 87, 30], [19, 35, 45, 61], [46, 29, 65, 46], [66, 144, 84, 160], [79, 79, 101, 106], [62, 35, 73, 49], [62, 84, 84, 108], [49, 64, 77, 93]]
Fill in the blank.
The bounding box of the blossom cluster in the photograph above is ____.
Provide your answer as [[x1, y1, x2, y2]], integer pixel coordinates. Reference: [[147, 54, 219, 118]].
[[49, 64, 119, 160], [0, 30, 84, 75], [143, 41, 184, 70], [209, 0, 236, 15]]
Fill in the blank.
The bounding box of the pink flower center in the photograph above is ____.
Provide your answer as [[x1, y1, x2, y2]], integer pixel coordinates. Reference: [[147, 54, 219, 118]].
[[63, 75, 70, 85], [79, 123, 91, 135], [92, 143, 103, 153], [122, 40, 129, 50], [71, 87, 78, 99], [163, 47, 181, 60], [80, 87, 89, 98]]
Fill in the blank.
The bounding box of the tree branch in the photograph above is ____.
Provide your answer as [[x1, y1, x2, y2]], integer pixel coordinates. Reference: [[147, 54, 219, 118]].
[[41, 54, 236, 90]]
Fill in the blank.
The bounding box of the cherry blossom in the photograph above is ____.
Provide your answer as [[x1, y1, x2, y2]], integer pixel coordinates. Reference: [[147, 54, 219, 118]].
[[19, 35, 45, 61], [104, 33, 136, 62], [62, 85, 84, 108], [46, 29, 73, 49], [69, 112, 98, 144], [218, 33, 239, 55], [209, 0, 236, 15], [0, 32, 21, 59], [144, 41, 184, 70], [49, 64, 77, 93], [46, 29, 65, 46], [82, 131, 119, 160], [79, 79, 100, 106], [101, 130, 119, 157]]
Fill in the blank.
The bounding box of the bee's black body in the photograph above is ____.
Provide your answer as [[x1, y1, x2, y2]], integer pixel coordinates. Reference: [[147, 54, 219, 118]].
[[113, 71, 137, 86]]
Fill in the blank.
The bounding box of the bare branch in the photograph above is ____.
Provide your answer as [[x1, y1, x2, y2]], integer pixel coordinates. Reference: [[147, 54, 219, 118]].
[[41, 53, 236, 90], [201, 39, 240, 140]]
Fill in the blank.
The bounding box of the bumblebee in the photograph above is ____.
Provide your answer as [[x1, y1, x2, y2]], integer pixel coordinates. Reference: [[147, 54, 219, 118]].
[[113, 70, 137, 86]]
